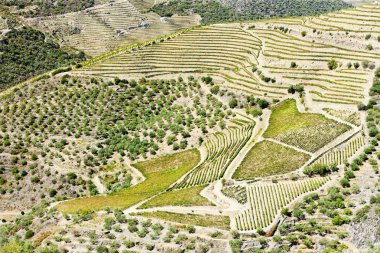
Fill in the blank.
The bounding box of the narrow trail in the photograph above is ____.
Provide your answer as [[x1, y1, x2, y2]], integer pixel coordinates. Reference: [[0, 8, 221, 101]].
[[92, 176, 106, 194]]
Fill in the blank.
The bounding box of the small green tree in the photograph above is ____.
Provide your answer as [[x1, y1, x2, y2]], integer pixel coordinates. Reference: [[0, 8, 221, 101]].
[[229, 98, 238, 109], [328, 59, 338, 70], [210, 85, 220, 95], [340, 177, 350, 188]]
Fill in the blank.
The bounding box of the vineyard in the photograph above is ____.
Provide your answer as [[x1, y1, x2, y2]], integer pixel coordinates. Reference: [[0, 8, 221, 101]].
[[264, 99, 352, 152], [304, 2, 380, 32], [233, 140, 311, 179], [234, 177, 331, 231], [76, 25, 288, 98], [312, 132, 365, 166], [73, 2, 380, 107], [175, 122, 255, 188]]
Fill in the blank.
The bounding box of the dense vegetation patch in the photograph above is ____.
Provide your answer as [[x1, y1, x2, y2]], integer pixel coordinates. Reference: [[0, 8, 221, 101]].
[[151, 0, 351, 24], [264, 99, 351, 152], [151, 0, 251, 24], [0, 0, 95, 17], [0, 27, 85, 90], [57, 149, 200, 213], [0, 74, 234, 210], [233, 140, 311, 179], [136, 211, 231, 230]]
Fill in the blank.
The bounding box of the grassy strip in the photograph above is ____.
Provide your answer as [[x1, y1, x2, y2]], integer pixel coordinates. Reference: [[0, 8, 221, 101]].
[[134, 211, 230, 230], [57, 149, 200, 213], [233, 140, 310, 179], [139, 185, 213, 209]]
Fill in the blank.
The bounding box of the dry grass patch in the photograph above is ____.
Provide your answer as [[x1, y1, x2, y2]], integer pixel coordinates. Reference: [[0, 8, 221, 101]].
[[57, 149, 200, 213], [135, 211, 230, 230], [233, 140, 310, 179], [139, 185, 214, 209], [264, 99, 351, 152]]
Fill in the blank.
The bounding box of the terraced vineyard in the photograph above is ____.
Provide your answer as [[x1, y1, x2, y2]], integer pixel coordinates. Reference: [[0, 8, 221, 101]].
[[175, 122, 255, 188], [312, 132, 365, 166], [305, 3, 380, 32], [76, 25, 288, 98], [235, 177, 331, 231], [74, 2, 380, 107], [26, 0, 199, 56]]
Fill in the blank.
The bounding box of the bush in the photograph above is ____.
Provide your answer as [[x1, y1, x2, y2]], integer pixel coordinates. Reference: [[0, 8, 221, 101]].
[[369, 127, 379, 137], [332, 215, 347, 225], [210, 85, 220, 95], [124, 240, 135, 248], [25, 229, 35, 239], [340, 178, 350, 188], [257, 228, 265, 235], [328, 59, 338, 70], [229, 98, 238, 109], [293, 208, 305, 220], [96, 246, 108, 253], [49, 189, 58, 197], [186, 225, 196, 233], [229, 239, 243, 253]]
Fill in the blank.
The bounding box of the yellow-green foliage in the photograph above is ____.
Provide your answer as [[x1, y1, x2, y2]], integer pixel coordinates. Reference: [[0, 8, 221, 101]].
[[264, 99, 351, 152], [135, 211, 230, 230], [233, 140, 310, 179], [139, 185, 214, 209], [57, 149, 200, 213]]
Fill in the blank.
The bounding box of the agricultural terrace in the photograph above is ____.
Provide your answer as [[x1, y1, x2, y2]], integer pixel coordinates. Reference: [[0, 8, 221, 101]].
[[74, 2, 380, 109], [254, 26, 374, 104], [312, 131, 365, 166], [234, 177, 330, 231], [264, 99, 351, 152], [135, 211, 231, 230], [57, 149, 200, 213], [233, 140, 311, 180], [305, 2, 380, 33], [76, 25, 288, 98], [26, 0, 199, 56], [175, 122, 255, 188]]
